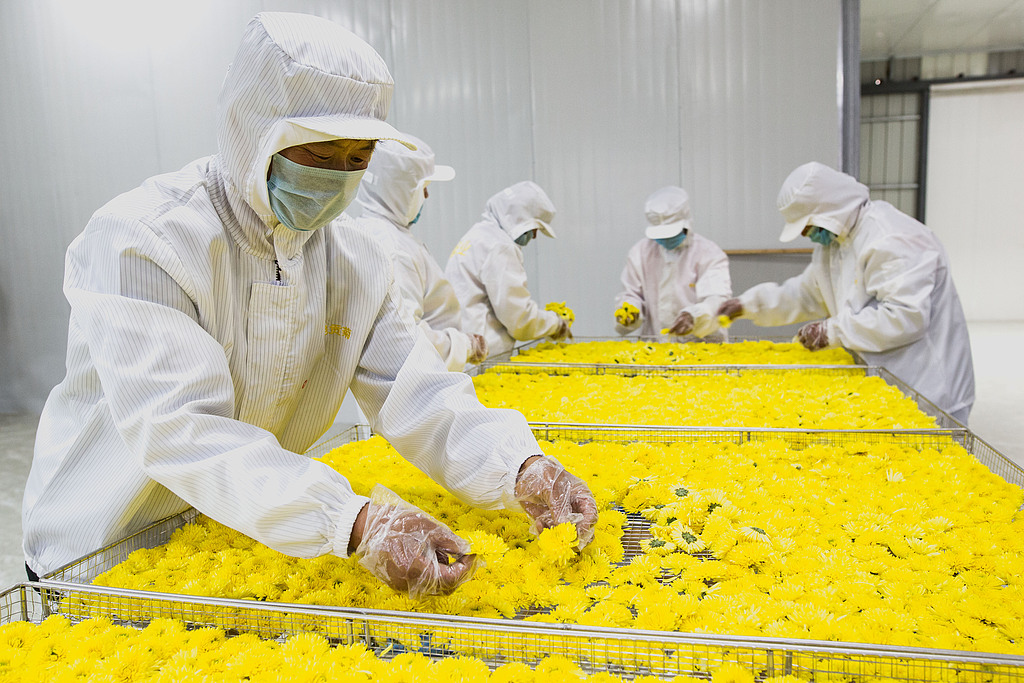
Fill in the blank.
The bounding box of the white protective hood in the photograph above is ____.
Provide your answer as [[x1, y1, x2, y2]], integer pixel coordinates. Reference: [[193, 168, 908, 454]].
[[777, 162, 870, 242], [216, 12, 415, 228], [482, 181, 557, 242], [355, 136, 455, 227]]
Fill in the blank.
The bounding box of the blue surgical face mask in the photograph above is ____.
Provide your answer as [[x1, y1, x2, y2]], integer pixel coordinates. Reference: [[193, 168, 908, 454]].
[[654, 230, 687, 251], [267, 153, 365, 232], [514, 231, 533, 246], [806, 226, 835, 246]]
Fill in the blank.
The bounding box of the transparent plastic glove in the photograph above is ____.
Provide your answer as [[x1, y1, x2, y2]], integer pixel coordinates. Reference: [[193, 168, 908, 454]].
[[467, 334, 488, 364], [514, 456, 599, 550], [796, 320, 831, 351], [668, 311, 694, 336], [550, 318, 571, 342], [717, 298, 744, 321], [355, 484, 479, 598], [614, 302, 639, 326]]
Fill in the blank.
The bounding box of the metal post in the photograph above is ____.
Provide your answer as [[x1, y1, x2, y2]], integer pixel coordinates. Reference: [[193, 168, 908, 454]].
[[840, 0, 861, 177], [916, 88, 930, 222]]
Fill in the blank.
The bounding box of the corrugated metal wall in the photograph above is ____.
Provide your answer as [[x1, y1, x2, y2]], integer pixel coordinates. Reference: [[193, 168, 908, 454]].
[[0, 0, 841, 412], [860, 92, 923, 218]]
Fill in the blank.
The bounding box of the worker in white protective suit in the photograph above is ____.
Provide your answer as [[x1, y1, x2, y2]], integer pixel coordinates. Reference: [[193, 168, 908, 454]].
[[718, 161, 974, 423], [353, 137, 487, 371], [614, 186, 732, 341], [22, 12, 597, 598], [444, 181, 570, 359]]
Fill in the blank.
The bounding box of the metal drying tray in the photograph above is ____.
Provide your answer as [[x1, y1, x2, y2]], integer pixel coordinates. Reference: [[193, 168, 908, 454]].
[[44, 425, 1019, 586], [483, 335, 869, 366], [10, 581, 1024, 682], [472, 364, 966, 431]]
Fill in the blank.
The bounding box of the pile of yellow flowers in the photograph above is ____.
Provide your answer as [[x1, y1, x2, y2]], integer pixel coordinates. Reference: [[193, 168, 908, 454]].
[[544, 301, 575, 325], [472, 371, 936, 429], [512, 340, 854, 365], [87, 434, 1024, 656], [613, 301, 640, 326], [27, 341, 1020, 678], [4, 614, 763, 682]]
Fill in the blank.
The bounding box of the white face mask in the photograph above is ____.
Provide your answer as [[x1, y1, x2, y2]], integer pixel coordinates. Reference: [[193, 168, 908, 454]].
[[405, 187, 427, 226], [267, 153, 365, 232]]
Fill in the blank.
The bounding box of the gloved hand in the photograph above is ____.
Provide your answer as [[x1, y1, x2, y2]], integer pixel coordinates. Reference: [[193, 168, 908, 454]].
[[550, 318, 571, 342], [354, 484, 479, 598], [796, 320, 831, 351], [467, 334, 488, 364], [614, 302, 639, 326], [514, 456, 598, 549], [668, 311, 694, 336], [717, 298, 744, 321]]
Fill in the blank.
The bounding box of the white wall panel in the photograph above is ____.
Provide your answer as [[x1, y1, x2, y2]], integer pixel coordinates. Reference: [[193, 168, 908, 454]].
[[926, 80, 1024, 321], [384, 0, 536, 260], [0, 0, 251, 414], [2, 1, 167, 414], [677, 0, 842, 250], [1, 0, 843, 412], [527, 0, 685, 335]]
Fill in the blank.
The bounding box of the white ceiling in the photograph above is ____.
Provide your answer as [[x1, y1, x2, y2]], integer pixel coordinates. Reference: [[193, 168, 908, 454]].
[[861, 0, 1024, 61]]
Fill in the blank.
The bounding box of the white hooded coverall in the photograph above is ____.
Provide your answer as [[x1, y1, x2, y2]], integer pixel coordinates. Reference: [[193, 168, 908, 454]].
[[354, 138, 473, 371], [615, 232, 732, 340], [444, 182, 564, 358], [738, 162, 975, 423], [22, 12, 540, 577]]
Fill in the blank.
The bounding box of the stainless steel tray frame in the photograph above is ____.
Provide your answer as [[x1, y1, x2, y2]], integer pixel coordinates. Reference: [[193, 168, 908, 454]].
[[472, 364, 966, 430], [523, 424, 1022, 489], [484, 335, 869, 366], [8, 582, 1023, 681]]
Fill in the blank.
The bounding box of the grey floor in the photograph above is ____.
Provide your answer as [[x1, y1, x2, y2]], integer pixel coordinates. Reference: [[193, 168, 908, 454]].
[[2, 321, 1022, 590]]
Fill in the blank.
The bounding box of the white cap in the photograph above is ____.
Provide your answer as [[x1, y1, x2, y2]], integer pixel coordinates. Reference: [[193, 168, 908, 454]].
[[643, 186, 693, 239], [258, 12, 417, 150]]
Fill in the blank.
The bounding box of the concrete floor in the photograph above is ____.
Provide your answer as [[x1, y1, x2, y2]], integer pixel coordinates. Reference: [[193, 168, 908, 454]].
[[2, 321, 1022, 590]]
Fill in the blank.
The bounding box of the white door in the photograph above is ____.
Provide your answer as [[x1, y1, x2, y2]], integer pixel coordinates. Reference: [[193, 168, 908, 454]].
[[926, 79, 1024, 322]]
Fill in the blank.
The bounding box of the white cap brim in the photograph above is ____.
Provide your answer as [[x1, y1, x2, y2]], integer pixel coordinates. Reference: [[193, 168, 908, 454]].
[[645, 218, 690, 240], [779, 216, 809, 243], [426, 164, 456, 182], [290, 115, 417, 150], [537, 219, 557, 239]]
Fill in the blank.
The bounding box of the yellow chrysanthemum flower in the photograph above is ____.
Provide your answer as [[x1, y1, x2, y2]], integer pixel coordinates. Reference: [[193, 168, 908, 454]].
[[738, 525, 772, 545], [711, 662, 756, 683], [535, 523, 579, 566], [461, 529, 509, 559], [545, 301, 575, 324], [640, 538, 676, 556], [669, 524, 706, 553]]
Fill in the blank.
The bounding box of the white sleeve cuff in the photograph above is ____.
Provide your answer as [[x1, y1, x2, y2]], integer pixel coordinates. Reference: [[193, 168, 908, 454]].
[[329, 494, 371, 558]]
